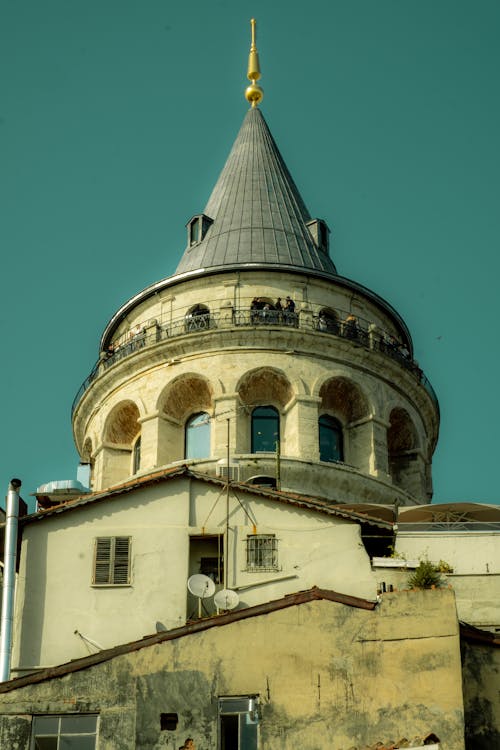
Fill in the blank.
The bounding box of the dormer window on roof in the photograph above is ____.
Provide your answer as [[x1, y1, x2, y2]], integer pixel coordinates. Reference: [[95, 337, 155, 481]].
[[187, 214, 213, 248], [306, 218, 330, 255]]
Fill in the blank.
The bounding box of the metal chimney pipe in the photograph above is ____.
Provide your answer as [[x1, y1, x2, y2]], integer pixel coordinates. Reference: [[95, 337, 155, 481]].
[[0, 479, 21, 682]]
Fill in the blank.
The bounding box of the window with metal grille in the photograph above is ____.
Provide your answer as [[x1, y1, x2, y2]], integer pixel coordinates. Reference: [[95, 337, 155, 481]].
[[246, 534, 278, 572], [31, 714, 98, 749], [93, 537, 131, 586]]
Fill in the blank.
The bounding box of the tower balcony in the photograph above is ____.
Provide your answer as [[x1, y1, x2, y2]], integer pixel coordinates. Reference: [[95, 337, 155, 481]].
[[72, 301, 438, 418]]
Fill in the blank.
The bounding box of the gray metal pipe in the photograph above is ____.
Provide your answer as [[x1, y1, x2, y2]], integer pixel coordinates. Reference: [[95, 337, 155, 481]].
[[0, 479, 21, 682]]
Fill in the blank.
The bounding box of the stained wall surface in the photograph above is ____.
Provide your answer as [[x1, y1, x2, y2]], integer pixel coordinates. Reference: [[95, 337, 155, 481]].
[[0, 591, 465, 750]]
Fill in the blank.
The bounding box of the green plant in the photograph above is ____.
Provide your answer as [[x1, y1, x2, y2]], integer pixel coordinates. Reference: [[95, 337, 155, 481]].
[[435, 559, 454, 573], [407, 560, 443, 589], [387, 544, 406, 561]]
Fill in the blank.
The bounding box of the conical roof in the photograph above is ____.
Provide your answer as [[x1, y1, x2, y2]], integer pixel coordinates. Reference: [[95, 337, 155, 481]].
[[174, 107, 337, 277]]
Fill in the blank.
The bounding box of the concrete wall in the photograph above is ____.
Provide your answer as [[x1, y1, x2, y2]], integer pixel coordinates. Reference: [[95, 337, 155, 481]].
[[11, 477, 377, 672], [0, 591, 465, 750]]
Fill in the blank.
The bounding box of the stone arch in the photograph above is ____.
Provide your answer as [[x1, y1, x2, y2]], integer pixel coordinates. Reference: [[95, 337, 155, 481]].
[[236, 367, 294, 455], [104, 400, 141, 445], [387, 407, 425, 498], [82, 437, 93, 462], [155, 374, 214, 466], [101, 400, 141, 488], [317, 306, 340, 334], [185, 303, 211, 332], [318, 377, 370, 470], [237, 367, 294, 410], [318, 376, 370, 423], [158, 374, 213, 422], [387, 407, 419, 453]]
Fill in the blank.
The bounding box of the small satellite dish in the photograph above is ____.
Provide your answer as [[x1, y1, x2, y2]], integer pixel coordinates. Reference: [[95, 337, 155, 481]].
[[187, 574, 216, 599], [214, 588, 240, 611], [187, 574, 216, 620]]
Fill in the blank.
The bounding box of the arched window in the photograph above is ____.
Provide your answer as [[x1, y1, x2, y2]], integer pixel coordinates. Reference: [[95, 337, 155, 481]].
[[319, 414, 343, 463], [185, 412, 211, 459], [185, 304, 211, 332], [132, 435, 141, 474], [251, 406, 279, 453]]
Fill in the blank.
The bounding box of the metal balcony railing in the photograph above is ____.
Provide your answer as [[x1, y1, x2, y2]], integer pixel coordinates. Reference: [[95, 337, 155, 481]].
[[71, 304, 439, 416]]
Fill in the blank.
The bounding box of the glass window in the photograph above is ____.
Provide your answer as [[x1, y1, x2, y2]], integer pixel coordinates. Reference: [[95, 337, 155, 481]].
[[93, 537, 131, 586], [185, 412, 211, 459], [32, 715, 98, 750], [246, 534, 278, 572], [219, 697, 258, 750], [319, 414, 343, 462], [251, 406, 279, 453], [132, 435, 141, 473]]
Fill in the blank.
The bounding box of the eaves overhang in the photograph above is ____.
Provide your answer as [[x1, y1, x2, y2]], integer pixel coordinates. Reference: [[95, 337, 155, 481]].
[[12, 466, 394, 532], [99, 264, 414, 355]]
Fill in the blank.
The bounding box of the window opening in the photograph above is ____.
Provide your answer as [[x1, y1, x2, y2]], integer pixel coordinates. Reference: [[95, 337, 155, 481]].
[[93, 537, 131, 585], [185, 412, 211, 459], [132, 435, 141, 473], [219, 697, 259, 750], [188, 535, 223, 619], [246, 534, 278, 572], [31, 714, 98, 749], [189, 217, 200, 245], [319, 414, 344, 462], [251, 406, 279, 453], [185, 304, 211, 331]]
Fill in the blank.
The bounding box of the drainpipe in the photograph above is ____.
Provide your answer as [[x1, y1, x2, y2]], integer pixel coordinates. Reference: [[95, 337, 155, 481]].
[[0, 479, 21, 682]]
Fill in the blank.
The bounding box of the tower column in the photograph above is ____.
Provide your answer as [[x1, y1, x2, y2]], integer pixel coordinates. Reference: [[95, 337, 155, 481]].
[[285, 396, 321, 461]]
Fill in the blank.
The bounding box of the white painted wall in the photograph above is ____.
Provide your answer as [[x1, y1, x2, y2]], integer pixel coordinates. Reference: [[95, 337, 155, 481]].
[[11, 476, 377, 672]]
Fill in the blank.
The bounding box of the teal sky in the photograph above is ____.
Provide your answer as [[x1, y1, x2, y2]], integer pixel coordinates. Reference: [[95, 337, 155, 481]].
[[1, 1, 499, 510]]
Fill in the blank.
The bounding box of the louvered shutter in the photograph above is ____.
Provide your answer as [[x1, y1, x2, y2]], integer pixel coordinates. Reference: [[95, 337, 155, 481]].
[[94, 537, 112, 584], [113, 537, 131, 584], [93, 537, 131, 585]]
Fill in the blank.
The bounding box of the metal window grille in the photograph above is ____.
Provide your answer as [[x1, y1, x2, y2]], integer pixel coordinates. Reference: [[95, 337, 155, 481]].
[[93, 537, 131, 585], [246, 534, 278, 572]]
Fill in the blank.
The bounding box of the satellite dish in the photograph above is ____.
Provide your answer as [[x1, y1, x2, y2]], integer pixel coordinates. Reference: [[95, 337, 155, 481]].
[[214, 588, 240, 611], [187, 574, 216, 599]]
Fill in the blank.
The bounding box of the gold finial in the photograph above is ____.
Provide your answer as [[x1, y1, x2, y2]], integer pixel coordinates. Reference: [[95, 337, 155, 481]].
[[245, 18, 263, 108]]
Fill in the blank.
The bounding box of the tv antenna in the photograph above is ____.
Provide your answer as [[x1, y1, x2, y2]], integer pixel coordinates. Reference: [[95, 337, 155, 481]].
[[214, 588, 239, 613], [187, 574, 216, 619]]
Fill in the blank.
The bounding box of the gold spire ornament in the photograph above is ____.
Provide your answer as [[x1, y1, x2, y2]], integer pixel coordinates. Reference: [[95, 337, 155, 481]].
[[245, 19, 264, 107]]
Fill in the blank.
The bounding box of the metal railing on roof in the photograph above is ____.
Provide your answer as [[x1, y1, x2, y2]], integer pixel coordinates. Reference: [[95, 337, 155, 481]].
[[71, 303, 439, 416]]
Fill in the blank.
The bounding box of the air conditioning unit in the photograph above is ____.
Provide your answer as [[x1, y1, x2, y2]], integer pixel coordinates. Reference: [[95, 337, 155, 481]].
[[216, 464, 240, 482]]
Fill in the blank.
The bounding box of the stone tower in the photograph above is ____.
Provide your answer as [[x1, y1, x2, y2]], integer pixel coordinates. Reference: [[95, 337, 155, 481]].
[[71, 31, 439, 508]]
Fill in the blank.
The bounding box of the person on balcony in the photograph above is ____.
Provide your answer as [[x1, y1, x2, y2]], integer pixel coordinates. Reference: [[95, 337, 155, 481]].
[[344, 314, 359, 340]]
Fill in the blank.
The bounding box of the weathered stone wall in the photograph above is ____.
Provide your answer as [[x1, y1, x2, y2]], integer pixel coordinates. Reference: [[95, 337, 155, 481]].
[[73, 269, 438, 503], [0, 591, 465, 750], [461, 639, 500, 750]]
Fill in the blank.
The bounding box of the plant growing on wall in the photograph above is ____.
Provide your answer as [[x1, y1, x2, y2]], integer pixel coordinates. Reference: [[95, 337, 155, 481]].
[[407, 560, 444, 589]]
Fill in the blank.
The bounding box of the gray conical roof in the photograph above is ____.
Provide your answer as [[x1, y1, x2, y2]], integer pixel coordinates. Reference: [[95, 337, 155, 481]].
[[174, 107, 337, 277]]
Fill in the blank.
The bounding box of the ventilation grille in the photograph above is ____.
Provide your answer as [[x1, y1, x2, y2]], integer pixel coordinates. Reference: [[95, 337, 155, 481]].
[[217, 465, 240, 481]]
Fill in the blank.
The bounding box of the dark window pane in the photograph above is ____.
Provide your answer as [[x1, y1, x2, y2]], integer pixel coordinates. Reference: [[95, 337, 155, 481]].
[[319, 415, 343, 462], [251, 406, 279, 452], [60, 737, 96, 749], [33, 716, 59, 734], [34, 739, 58, 750], [60, 715, 97, 733], [220, 714, 239, 750]]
